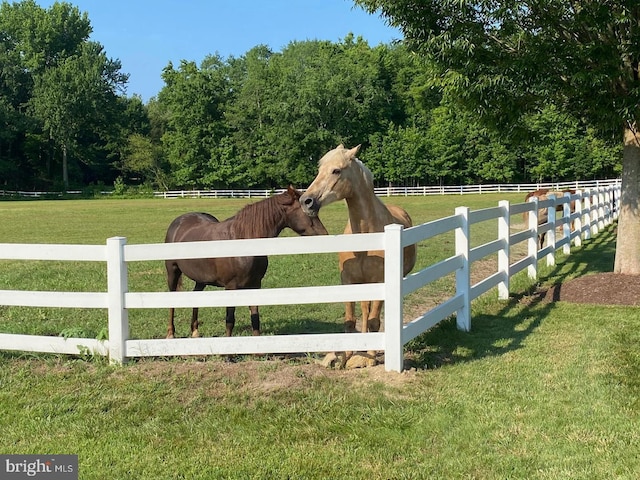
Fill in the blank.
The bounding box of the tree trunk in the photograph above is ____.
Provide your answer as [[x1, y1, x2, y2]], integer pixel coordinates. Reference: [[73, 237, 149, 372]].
[[613, 123, 640, 274], [62, 143, 69, 191]]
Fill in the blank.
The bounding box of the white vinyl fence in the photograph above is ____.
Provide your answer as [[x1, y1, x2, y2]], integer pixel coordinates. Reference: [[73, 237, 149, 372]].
[[0, 186, 619, 372], [153, 179, 620, 199], [1, 179, 620, 199]]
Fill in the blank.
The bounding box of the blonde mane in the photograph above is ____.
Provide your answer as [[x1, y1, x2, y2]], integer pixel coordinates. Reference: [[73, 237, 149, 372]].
[[354, 157, 374, 190]]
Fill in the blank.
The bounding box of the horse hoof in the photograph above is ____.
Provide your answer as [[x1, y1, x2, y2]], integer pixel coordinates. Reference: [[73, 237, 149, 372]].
[[345, 352, 377, 369], [166, 333, 175, 339], [191, 330, 200, 338], [344, 321, 358, 333]]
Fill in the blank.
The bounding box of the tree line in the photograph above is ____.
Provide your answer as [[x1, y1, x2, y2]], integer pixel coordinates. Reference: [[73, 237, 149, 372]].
[[0, 1, 621, 193]]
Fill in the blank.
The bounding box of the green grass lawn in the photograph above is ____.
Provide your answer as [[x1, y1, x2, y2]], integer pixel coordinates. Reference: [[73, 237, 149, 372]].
[[0, 195, 638, 479]]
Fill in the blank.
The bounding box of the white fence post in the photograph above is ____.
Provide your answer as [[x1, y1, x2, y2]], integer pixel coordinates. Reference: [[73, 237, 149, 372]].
[[454, 207, 471, 332], [542, 196, 557, 267], [498, 200, 510, 300], [604, 187, 612, 226], [583, 191, 592, 240], [573, 190, 583, 247], [562, 191, 572, 255], [527, 197, 539, 279], [597, 188, 605, 232], [107, 236, 129, 364], [546, 199, 556, 267], [591, 190, 600, 236], [383, 224, 404, 372]]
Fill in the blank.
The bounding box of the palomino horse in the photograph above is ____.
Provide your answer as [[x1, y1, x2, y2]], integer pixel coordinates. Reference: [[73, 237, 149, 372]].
[[164, 186, 328, 339], [300, 144, 417, 368], [523, 189, 576, 249]]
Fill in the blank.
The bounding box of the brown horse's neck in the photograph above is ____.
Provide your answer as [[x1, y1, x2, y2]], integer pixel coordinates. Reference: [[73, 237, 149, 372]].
[[231, 197, 286, 239], [344, 190, 392, 234]]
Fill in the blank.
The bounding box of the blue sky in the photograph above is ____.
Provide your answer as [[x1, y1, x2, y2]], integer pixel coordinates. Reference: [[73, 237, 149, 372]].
[[37, 1, 402, 102]]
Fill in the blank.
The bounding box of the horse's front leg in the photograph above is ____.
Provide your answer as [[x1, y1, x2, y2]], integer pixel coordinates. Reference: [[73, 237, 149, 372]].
[[342, 300, 359, 364], [249, 305, 260, 336], [190, 282, 206, 337], [346, 300, 382, 369], [321, 301, 356, 369], [166, 262, 181, 339]]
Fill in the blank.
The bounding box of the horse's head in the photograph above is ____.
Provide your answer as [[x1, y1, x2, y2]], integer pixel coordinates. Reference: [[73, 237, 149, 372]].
[[300, 144, 365, 216], [282, 185, 329, 236]]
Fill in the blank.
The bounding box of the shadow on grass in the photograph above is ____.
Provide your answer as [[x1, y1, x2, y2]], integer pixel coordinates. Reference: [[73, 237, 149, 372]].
[[406, 224, 618, 370]]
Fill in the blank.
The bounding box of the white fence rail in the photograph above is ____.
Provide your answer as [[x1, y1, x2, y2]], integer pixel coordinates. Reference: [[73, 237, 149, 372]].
[[1, 179, 621, 199], [0, 186, 620, 372], [154, 179, 621, 199]]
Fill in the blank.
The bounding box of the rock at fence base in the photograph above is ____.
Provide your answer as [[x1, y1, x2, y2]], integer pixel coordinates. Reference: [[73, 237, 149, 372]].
[[345, 352, 377, 369], [319, 351, 380, 369], [320, 352, 345, 369]]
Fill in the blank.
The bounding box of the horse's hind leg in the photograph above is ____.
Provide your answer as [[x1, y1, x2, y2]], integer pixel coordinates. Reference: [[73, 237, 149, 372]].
[[167, 308, 177, 339], [166, 261, 181, 339], [190, 282, 206, 338], [344, 301, 357, 332], [225, 306, 236, 337], [361, 301, 372, 332], [365, 300, 382, 333], [249, 306, 260, 336]]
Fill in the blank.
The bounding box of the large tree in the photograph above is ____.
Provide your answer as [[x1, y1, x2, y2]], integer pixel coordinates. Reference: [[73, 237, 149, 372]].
[[31, 41, 127, 189], [1, 0, 128, 190], [355, 0, 640, 274], [159, 56, 232, 188]]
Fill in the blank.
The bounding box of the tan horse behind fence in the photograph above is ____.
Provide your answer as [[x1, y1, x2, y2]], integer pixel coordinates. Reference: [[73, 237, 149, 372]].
[[301, 144, 417, 368], [523, 189, 576, 249]]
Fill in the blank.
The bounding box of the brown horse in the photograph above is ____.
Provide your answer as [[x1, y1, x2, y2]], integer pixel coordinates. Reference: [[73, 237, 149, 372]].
[[524, 189, 576, 249], [301, 144, 417, 368], [164, 186, 328, 339]]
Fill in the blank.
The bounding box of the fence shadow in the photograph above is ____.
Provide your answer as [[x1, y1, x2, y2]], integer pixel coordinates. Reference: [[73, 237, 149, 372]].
[[405, 224, 618, 370]]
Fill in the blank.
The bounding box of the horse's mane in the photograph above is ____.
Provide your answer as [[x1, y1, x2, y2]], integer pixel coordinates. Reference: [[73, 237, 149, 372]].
[[229, 193, 288, 239], [354, 157, 374, 190]]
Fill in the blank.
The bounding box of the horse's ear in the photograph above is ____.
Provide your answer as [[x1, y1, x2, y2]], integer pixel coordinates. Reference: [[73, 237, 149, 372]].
[[337, 143, 344, 149], [283, 185, 298, 204], [287, 185, 299, 198], [347, 144, 361, 159]]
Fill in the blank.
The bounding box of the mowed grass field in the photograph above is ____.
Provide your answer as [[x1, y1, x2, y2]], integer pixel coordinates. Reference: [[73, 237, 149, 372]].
[[0, 194, 638, 479]]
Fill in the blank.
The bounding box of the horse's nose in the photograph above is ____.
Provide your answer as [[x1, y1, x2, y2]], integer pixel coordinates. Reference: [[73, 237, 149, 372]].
[[300, 194, 319, 216]]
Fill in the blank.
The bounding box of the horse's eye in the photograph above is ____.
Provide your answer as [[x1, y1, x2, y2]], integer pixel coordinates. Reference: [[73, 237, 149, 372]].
[[332, 168, 341, 175]]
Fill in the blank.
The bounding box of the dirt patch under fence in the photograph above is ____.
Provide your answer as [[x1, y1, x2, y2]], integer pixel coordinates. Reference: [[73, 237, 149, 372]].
[[535, 272, 640, 306]]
